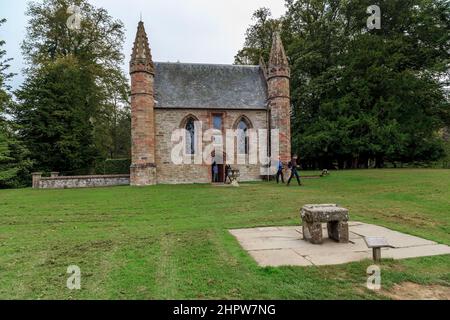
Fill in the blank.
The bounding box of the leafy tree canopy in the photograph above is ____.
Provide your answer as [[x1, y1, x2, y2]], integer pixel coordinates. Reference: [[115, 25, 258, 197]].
[[237, 0, 450, 168], [0, 19, 33, 188], [14, 0, 131, 175], [14, 56, 99, 173]]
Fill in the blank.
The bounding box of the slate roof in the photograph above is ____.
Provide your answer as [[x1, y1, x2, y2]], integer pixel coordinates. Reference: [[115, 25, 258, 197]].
[[153, 62, 268, 110]]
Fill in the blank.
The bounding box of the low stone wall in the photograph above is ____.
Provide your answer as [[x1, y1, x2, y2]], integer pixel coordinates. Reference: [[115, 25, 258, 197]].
[[32, 172, 130, 189]]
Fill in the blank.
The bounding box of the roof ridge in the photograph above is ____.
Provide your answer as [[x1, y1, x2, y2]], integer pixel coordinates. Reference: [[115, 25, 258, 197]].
[[154, 61, 260, 68]]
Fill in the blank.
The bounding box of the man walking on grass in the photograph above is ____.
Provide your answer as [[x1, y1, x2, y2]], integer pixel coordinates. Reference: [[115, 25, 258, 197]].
[[287, 154, 302, 186], [276, 156, 284, 184]]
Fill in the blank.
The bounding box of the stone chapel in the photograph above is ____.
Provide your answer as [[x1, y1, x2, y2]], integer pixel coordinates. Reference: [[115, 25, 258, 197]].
[[130, 21, 291, 185]]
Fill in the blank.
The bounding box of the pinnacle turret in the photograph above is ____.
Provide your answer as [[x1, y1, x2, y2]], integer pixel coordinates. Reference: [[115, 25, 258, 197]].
[[130, 21, 154, 74], [268, 32, 290, 79]]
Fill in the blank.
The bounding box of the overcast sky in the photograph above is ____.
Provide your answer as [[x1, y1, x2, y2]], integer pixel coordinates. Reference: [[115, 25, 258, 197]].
[[0, 0, 287, 90]]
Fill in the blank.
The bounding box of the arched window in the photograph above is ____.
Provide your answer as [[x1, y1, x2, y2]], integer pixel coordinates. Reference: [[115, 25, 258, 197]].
[[237, 117, 251, 155], [185, 117, 196, 155]]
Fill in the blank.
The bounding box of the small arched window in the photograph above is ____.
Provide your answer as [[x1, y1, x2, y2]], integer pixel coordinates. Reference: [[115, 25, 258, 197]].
[[185, 117, 196, 155], [237, 118, 250, 155]]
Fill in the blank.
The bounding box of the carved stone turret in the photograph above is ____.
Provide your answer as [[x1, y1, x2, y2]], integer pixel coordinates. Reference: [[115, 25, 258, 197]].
[[267, 32, 291, 163], [130, 21, 157, 186], [130, 21, 154, 75]]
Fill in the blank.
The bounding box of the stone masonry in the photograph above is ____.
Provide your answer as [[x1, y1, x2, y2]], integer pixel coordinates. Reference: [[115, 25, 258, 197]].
[[129, 21, 291, 185], [32, 173, 130, 189], [267, 32, 291, 164], [130, 22, 157, 186], [301, 204, 350, 244], [155, 109, 268, 184]]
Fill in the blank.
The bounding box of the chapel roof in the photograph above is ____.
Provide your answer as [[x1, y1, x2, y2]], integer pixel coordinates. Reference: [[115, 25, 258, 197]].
[[153, 62, 268, 110]]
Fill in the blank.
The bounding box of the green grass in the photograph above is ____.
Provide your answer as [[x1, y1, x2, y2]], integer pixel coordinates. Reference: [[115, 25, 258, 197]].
[[0, 169, 449, 299]]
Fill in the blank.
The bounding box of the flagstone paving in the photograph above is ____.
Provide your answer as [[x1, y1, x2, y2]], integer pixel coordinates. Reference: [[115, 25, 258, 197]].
[[229, 222, 450, 267]]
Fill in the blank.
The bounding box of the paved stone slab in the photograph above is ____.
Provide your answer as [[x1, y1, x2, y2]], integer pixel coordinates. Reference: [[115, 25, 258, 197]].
[[302, 251, 372, 266], [230, 222, 450, 267], [249, 249, 313, 267], [350, 224, 436, 248], [297, 238, 369, 256], [229, 229, 302, 244], [348, 221, 364, 227], [349, 232, 363, 240], [382, 244, 450, 260], [238, 238, 307, 251]]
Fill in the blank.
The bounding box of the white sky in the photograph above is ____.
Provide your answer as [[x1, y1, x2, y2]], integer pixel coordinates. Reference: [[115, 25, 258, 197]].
[[0, 0, 287, 90]]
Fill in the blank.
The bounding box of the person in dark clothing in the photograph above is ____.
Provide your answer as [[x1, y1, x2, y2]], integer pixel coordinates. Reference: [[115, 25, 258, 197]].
[[212, 161, 219, 183], [287, 154, 302, 186], [224, 164, 232, 184], [276, 156, 284, 184]]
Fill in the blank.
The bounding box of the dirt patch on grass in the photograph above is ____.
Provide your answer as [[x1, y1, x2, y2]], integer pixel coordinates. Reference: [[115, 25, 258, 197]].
[[380, 212, 436, 228], [382, 282, 450, 300]]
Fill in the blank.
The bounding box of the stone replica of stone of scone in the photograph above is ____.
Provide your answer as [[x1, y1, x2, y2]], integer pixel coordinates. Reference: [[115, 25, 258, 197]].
[[301, 204, 349, 244]]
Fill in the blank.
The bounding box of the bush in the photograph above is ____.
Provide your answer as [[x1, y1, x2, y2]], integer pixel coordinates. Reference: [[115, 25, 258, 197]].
[[94, 159, 130, 175]]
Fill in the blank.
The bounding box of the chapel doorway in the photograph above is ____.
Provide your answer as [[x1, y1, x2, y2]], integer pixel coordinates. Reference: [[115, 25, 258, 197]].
[[211, 163, 225, 183], [211, 151, 226, 183]]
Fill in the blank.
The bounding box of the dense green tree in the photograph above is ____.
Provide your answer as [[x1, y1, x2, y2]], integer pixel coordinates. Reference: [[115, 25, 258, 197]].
[[0, 19, 32, 188], [93, 69, 131, 159], [22, 0, 125, 72], [0, 127, 33, 188], [14, 0, 130, 174], [0, 18, 13, 110], [14, 56, 99, 173], [237, 0, 450, 168]]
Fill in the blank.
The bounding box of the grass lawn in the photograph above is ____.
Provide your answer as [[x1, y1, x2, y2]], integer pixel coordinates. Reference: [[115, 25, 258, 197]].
[[0, 169, 449, 299]]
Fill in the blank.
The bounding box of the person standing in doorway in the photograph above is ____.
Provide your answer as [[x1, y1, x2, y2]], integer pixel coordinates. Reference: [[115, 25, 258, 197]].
[[276, 156, 284, 184], [287, 154, 302, 186], [212, 161, 219, 183]]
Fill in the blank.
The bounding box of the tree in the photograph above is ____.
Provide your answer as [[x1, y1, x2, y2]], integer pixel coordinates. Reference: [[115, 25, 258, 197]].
[[14, 0, 130, 174], [93, 69, 131, 159], [0, 127, 33, 188], [0, 18, 13, 108], [237, 0, 450, 168], [234, 8, 281, 65], [14, 56, 99, 173], [22, 0, 125, 72], [0, 19, 32, 188]]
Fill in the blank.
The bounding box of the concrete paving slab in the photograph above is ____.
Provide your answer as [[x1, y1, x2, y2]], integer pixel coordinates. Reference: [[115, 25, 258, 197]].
[[248, 249, 313, 267], [230, 222, 450, 267], [231, 227, 299, 235], [382, 244, 450, 260], [348, 221, 365, 226], [304, 251, 372, 266], [350, 224, 436, 248], [239, 238, 308, 251], [292, 238, 369, 256], [349, 232, 363, 240], [257, 227, 279, 231], [230, 228, 301, 241], [277, 226, 303, 233]]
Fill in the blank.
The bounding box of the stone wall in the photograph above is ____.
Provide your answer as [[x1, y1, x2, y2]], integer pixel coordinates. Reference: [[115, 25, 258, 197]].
[[32, 173, 130, 189], [154, 108, 268, 184]]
